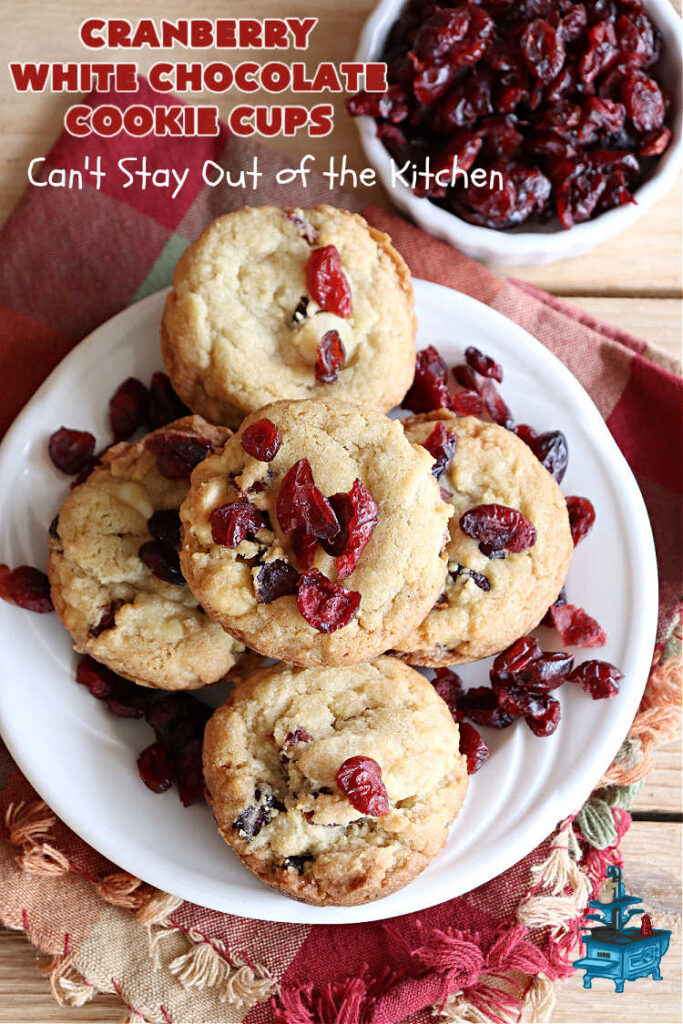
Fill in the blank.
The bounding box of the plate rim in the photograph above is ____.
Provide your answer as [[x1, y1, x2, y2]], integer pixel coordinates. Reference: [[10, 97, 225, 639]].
[[0, 281, 659, 924]]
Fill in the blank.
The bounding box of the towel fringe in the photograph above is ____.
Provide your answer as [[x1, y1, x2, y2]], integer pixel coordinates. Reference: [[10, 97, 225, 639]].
[[520, 975, 556, 1023], [136, 889, 184, 925], [40, 954, 94, 1007], [97, 871, 148, 910]]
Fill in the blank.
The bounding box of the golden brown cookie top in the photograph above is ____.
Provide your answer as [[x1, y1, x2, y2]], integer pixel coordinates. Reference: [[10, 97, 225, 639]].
[[48, 416, 245, 690], [161, 205, 416, 426], [395, 411, 573, 666], [203, 657, 468, 906], [179, 397, 452, 667]]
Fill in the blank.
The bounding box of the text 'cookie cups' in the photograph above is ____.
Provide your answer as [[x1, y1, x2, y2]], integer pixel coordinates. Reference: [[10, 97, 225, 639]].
[[203, 658, 468, 906], [395, 411, 573, 666], [161, 205, 416, 427], [179, 398, 452, 667], [48, 416, 247, 690]]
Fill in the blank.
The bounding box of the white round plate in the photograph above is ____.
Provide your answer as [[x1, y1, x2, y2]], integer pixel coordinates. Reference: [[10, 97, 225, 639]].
[[0, 281, 657, 924]]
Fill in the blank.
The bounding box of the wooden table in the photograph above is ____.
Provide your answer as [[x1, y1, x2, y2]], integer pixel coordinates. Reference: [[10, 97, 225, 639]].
[[0, 2, 680, 1021]]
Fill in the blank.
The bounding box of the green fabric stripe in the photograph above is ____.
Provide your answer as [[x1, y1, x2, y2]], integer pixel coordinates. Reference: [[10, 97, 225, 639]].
[[133, 234, 189, 302]]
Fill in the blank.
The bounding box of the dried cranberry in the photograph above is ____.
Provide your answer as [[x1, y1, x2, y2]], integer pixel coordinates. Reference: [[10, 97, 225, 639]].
[[321, 491, 354, 559], [306, 246, 352, 318], [402, 346, 451, 413], [560, 4, 588, 43], [549, 603, 607, 647], [139, 540, 185, 586], [451, 390, 484, 416], [519, 651, 574, 691], [145, 432, 213, 480], [335, 756, 389, 817], [290, 526, 319, 570], [480, 378, 514, 429], [567, 658, 623, 698], [316, 330, 346, 384], [579, 20, 618, 86], [432, 668, 464, 721], [528, 430, 568, 482], [147, 372, 189, 429], [210, 502, 265, 548], [526, 695, 561, 736], [453, 364, 480, 392], [276, 459, 339, 541], [616, 9, 657, 68], [147, 509, 182, 551], [76, 656, 118, 699], [333, 479, 378, 580], [241, 418, 281, 462], [514, 424, 538, 446], [48, 427, 96, 476], [521, 19, 566, 84], [282, 855, 312, 874], [422, 423, 457, 481], [454, 161, 551, 230], [0, 564, 53, 613], [108, 377, 149, 442], [176, 738, 205, 806], [639, 126, 671, 157], [256, 559, 300, 603], [540, 585, 567, 627], [138, 742, 174, 793], [233, 791, 282, 841], [411, 7, 470, 62], [89, 600, 123, 638], [459, 722, 489, 774], [453, 364, 513, 427], [465, 346, 503, 383], [458, 687, 513, 730], [460, 503, 537, 554], [347, 85, 410, 123], [282, 726, 313, 751], [297, 569, 361, 633], [566, 495, 596, 545], [491, 636, 543, 685], [497, 685, 547, 719], [622, 72, 665, 133]]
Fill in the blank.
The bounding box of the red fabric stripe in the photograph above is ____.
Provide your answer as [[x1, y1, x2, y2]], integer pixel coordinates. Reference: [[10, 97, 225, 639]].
[[44, 78, 231, 231]]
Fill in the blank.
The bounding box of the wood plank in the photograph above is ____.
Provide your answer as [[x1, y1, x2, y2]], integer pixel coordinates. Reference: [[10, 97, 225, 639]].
[[630, 739, 682, 816], [560, 297, 682, 367], [0, 927, 123, 1023], [553, 821, 682, 1023]]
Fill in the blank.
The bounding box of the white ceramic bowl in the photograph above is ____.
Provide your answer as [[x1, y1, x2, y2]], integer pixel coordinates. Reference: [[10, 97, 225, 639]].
[[354, 0, 683, 265]]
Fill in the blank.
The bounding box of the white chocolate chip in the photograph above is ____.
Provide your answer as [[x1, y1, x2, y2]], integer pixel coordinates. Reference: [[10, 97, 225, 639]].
[[115, 482, 154, 521], [291, 312, 354, 367]]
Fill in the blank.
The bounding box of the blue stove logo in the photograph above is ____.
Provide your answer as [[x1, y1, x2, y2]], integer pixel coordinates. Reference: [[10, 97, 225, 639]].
[[573, 865, 671, 994]]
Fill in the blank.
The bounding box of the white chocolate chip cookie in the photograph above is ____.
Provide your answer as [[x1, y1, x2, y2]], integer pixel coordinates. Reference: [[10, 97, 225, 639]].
[[395, 411, 573, 665], [179, 398, 452, 667], [48, 417, 247, 690], [203, 658, 468, 906], [161, 206, 416, 426]]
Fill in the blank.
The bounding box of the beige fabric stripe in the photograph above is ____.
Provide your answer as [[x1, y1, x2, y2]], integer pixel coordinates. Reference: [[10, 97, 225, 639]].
[[0, 836, 104, 955]]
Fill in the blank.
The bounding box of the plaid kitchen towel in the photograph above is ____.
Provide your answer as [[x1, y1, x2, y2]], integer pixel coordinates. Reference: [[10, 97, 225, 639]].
[[0, 80, 680, 1024]]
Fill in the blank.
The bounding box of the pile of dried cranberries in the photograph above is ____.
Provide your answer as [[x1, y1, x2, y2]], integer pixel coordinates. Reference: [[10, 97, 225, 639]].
[[348, 0, 673, 229]]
